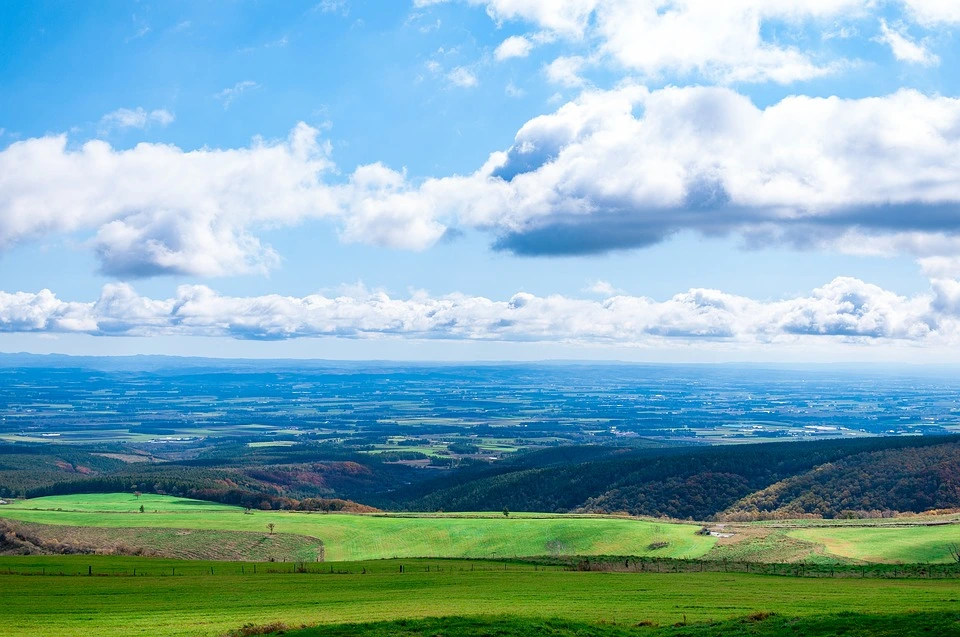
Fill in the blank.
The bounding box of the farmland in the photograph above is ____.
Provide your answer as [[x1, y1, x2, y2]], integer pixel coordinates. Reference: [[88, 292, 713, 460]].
[[3, 360, 958, 450]]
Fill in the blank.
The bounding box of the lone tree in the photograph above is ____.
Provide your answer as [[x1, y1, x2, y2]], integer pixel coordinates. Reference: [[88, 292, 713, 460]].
[[134, 490, 141, 500], [502, 506, 509, 518], [267, 523, 276, 535], [948, 542, 960, 564]]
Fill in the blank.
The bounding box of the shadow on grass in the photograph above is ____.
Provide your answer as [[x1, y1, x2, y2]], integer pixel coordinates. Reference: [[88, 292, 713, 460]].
[[227, 611, 960, 637]]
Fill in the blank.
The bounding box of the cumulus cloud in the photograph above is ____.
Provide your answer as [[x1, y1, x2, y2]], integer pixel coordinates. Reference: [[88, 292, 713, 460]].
[[421, 0, 870, 84], [901, 0, 960, 26], [495, 35, 534, 60], [544, 56, 587, 87], [0, 276, 954, 345], [99, 107, 175, 134], [0, 123, 339, 276], [407, 85, 960, 258], [5, 86, 960, 272], [425, 0, 957, 84], [875, 19, 940, 65]]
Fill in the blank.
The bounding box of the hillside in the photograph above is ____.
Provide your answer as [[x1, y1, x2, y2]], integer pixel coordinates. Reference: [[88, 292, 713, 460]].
[[397, 437, 960, 520], [721, 441, 960, 519], [4, 437, 959, 521]]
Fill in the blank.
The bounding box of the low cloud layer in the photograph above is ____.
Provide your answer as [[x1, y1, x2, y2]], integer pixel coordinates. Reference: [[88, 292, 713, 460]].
[[1, 276, 957, 346]]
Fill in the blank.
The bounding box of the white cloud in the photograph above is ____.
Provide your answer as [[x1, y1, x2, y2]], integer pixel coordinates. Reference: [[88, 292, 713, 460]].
[[447, 66, 479, 87], [369, 85, 960, 259], [0, 276, 954, 346], [424, 0, 878, 84], [215, 80, 260, 108], [583, 280, 622, 296], [875, 19, 940, 65], [544, 56, 587, 86], [900, 0, 960, 26], [98, 107, 175, 134], [0, 123, 339, 276], [6, 87, 960, 275], [919, 256, 960, 279], [415, 0, 598, 38], [495, 35, 534, 60], [338, 163, 449, 250]]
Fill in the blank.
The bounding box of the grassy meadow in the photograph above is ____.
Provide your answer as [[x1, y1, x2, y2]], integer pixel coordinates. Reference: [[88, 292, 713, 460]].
[[0, 494, 715, 561], [1, 556, 959, 637], [4, 494, 960, 564], [788, 525, 960, 564]]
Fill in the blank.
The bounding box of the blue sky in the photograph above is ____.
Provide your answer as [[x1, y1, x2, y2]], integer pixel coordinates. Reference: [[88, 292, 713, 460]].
[[2, 0, 960, 360]]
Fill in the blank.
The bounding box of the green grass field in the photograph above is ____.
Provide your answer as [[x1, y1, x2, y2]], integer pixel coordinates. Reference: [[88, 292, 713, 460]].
[[0, 555, 958, 637], [8, 493, 239, 512], [3, 494, 958, 564], [0, 494, 714, 562], [788, 526, 960, 564]]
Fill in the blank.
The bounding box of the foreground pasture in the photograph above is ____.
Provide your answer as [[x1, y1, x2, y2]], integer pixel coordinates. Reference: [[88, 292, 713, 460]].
[[0, 556, 958, 637]]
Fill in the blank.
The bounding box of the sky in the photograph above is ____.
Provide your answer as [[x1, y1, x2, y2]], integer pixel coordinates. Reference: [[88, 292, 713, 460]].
[[1, 0, 960, 361]]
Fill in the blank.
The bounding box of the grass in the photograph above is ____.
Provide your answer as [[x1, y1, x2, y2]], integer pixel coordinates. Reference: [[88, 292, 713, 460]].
[[1, 556, 959, 637], [704, 529, 845, 564], [788, 526, 960, 564], [0, 519, 324, 561], [0, 494, 715, 562], [7, 493, 238, 513], [275, 613, 960, 637], [3, 494, 958, 564]]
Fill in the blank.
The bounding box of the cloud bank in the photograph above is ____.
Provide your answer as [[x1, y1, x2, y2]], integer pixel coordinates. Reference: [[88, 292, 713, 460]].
[[4, 85, 960, 275], [1, 276, 956, 346], [370, 85, 960, 259]]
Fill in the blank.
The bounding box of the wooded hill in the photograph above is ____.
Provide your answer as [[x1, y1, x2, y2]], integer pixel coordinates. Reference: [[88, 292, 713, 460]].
[[2, 436, 958, 520], [387, 436, 960, 520]]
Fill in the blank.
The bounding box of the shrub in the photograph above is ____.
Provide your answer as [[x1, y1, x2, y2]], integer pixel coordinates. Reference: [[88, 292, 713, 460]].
[[223, 622, 288, 637]]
